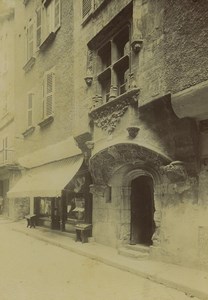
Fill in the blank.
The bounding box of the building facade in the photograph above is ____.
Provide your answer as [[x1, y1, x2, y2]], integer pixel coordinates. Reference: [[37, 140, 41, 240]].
[[72, 0, 208, 271], [7, 0, 93, 230], [2, 0, 208, 271], [0, 2, 16, 217]]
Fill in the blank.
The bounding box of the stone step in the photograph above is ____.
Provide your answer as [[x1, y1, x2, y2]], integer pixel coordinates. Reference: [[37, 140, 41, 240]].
[[118, 247, 149, 260], [125, 244, 150, 253]]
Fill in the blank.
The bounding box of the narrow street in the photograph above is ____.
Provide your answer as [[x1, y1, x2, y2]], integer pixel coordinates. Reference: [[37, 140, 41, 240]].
[[0, 221, 199, 300]]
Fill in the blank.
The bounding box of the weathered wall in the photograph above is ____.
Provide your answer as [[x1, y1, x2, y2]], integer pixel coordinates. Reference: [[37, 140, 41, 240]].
[[163, 0, 208, 93]]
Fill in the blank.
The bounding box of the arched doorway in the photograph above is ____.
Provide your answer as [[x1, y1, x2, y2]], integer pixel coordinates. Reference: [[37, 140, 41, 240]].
[[130, 175, 155, 246]]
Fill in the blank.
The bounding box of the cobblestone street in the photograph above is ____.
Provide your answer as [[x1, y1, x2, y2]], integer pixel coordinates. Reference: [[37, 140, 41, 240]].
[[0, 221, 199, 300]]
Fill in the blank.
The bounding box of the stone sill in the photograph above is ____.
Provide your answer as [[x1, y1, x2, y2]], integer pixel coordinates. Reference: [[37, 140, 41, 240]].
[[39, 32, 56, 51], [23, 56, 36, 73], [0, 162, 20, 170], [38, 115, 54, 128], [89, 88, 140, 117], [22, 126, 35, 138], [0, 113, 14, 130]]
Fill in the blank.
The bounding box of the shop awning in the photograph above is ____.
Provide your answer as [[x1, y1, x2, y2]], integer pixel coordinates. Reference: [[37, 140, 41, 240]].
[[7, 155, 83, 198]]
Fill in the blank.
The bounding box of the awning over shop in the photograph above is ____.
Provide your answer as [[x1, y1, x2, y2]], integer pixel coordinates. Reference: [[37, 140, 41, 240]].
[[7, 155, 83, 198]]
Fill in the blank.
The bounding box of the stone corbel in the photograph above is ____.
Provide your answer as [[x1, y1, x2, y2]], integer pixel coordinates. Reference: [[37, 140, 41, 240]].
[[89, 184, 108, 197], [160, 161, 187, 182]]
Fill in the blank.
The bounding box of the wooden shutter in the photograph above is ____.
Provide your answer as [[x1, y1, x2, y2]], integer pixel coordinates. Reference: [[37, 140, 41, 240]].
[[3, 137, 8, 162], [54, 0, 61, 30], [36, 7, 42, 47], [43, 69, 55, 118], [82, 0, 92, 18], [27, 22, 34, 59], [27, 93, 33, 127]]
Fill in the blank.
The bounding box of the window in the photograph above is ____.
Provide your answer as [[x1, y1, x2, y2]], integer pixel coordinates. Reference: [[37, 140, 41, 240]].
[[3, 137, 8, 163], [26, 20, 34, 60], [27, 93, 33, 127], [42, 68, 55, 119], [95, 25, 131, 103], [2, 92, 8, 117], [36, 7, 42, 48], [40, 0, 61, 45]]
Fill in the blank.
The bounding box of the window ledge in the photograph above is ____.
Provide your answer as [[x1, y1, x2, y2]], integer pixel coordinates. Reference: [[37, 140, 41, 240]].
[[23, 56, 36, 73], [22, 126, 35, 138], [38, 115, 54, 128], [89, 88, 140, 115], [0, 112, 14, 130], [39, 32, 56, 51]]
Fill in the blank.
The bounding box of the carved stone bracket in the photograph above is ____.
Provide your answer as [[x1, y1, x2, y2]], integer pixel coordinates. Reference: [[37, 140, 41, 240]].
[[160, 161, 187, 182], [89, 88, 140, 134]]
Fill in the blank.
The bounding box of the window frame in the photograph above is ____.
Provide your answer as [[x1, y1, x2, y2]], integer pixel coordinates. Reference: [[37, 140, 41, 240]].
[[40, 0, 61, 45], [95, 22, 132, 104]]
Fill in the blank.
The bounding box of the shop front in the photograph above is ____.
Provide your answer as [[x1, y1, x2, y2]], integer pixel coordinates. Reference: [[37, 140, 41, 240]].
[[7, 138, 92, 233]]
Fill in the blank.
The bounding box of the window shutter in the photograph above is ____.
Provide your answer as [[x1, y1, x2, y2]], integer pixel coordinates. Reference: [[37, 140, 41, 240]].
[[27, 22, 34, 59], [44, 70, 55, 118], [54, 0, 61, 30], [3, 137, 8, 162], [82, 0, 92, 18], [27, 93, 33, 127], [36, 7, 42, 47]]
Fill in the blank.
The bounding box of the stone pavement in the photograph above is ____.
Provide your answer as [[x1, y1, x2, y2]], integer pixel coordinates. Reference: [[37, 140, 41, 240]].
[[8, 219, 208, 300]]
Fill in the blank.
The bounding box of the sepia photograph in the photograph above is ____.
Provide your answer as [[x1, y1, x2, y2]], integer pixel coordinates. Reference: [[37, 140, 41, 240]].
[[0, 0, 208, 299]]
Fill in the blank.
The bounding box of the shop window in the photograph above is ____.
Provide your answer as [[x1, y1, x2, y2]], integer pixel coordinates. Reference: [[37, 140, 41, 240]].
[[39, 198, 52, 217], [96, 24, 131, 103], [66, 196, 86, 222]]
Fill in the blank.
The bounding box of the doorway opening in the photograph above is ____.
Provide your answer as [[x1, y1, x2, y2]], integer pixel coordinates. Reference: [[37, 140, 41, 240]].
[[130, 175, 155, 246]]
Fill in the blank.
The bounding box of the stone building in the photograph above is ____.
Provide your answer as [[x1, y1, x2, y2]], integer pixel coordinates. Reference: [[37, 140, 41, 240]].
[[0, 2, 16, 216], [2, 0, 208, 271], [72, 0, 208, 271], [7, 0, 92, 230]]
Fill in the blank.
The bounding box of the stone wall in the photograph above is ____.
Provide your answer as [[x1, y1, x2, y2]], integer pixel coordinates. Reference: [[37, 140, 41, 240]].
[[163, 0, 208, 93]]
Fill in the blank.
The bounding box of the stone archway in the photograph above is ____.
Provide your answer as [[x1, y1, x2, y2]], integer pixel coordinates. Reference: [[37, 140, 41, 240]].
[[89, 142, 170, 248]]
